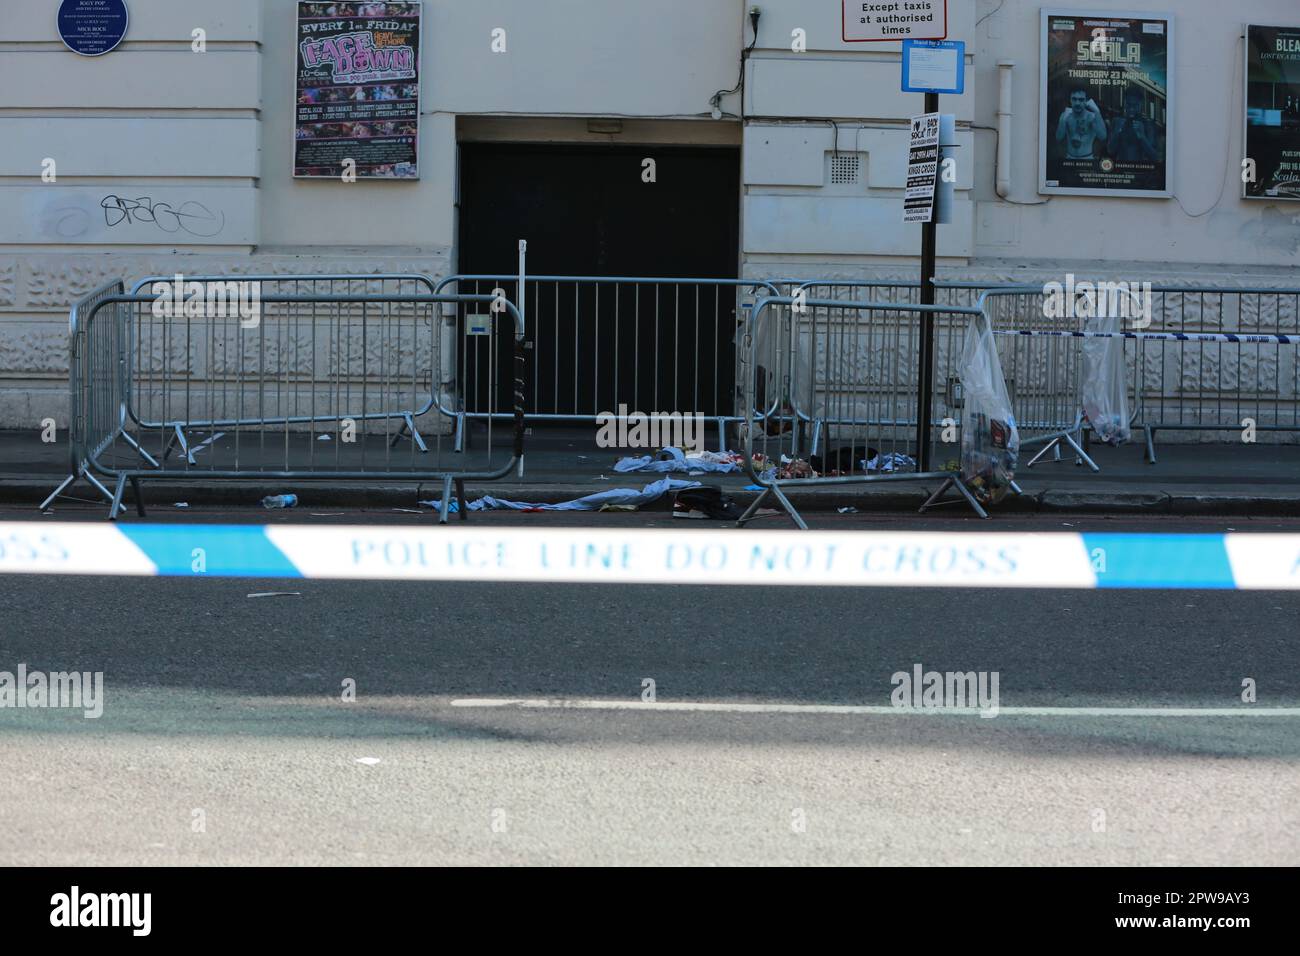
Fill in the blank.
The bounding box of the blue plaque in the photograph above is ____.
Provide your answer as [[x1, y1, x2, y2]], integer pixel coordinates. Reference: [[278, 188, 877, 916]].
[[58, 0, 129, 57]]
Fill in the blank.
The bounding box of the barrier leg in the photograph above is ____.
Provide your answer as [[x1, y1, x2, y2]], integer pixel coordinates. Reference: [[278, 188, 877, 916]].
[[84, 468, 125, 516], [1145, 425, 1157, 465], [389, 413, 429, 453], [1061, 432, 1100, 472], [737, 486, 772, 526], [1026, 438, 1062, 469], [164, 425, 195, 465], [454, 478, 468, 522], [121, 432, 160, 469], [129, 477, 147, 518], [948, 478, 991, 519], [768, 483, 809, 531], [438, 475, 454, 525], [453, 413, 466, 453], [919, 477, 990, 520], [109, 475, 127, 522], [40, 474, 76, 513]]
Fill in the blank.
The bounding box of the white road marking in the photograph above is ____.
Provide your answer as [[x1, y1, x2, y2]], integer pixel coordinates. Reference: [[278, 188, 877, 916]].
[[450, 698, 1300, 717]]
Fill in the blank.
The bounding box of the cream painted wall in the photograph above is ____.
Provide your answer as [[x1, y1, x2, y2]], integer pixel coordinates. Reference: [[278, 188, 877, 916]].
[[0, 0, 262, 254], [258, 0, 744, 250], [972, 0, 1300, 270], [740, 1, 977, 267], [3, 0, 1300, 431]]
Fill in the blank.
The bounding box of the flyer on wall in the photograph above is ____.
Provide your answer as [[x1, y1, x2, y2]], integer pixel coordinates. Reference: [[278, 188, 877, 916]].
[[294, 1, 421, 179], [1039, 9, 1171, 197], [1244, 23, 1300, 200]]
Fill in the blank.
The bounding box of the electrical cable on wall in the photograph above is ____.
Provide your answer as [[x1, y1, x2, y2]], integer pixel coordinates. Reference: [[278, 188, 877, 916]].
[[1172, 36, 1243, 219], [976, 0, 1005, 30], [711, 6, 761, 119]]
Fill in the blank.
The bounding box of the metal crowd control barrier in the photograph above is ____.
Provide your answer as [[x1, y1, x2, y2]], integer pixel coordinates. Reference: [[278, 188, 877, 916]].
[[977, 285, 1300, 465], [802, 281, 1140, 473], [432, 275, 782, 451], [738, 295, 1000, 529], [975, 288, 1109, 472], [976, 322, 1299, 467], [125, 274, 439, 462], [1128, 287, 1300, 461], [792, 278, 1005, 311], [41, 280, 138, 516], [54, 291, 525, 523], [788, 280, 1030, 458]]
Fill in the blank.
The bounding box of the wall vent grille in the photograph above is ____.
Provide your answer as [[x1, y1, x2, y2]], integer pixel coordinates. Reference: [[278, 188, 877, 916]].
[[830, 154, 860, 185]]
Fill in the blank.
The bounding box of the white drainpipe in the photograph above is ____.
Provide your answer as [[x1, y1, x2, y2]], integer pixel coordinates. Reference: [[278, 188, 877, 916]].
[[996, 60, 1015, 199]]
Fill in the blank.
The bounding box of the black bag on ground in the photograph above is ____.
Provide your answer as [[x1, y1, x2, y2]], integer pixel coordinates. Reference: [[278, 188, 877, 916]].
[[810, 445, 879, 474], [673, 486, 741, 520]]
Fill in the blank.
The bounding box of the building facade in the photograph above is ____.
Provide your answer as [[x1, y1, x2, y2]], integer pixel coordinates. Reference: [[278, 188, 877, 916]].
[[2, 0, 1298, 427]]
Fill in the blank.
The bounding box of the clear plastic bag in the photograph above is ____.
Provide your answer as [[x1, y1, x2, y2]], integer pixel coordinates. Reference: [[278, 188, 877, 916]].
[[959, 315, 1020, 505], [1080, 314, 1131, 445]]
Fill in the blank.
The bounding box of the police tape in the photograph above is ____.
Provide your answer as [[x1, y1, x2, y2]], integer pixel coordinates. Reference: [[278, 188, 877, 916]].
[[0, 523, 1298, 589]]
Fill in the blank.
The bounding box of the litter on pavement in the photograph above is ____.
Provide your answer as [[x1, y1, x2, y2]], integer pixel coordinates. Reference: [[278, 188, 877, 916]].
[[614, 446, 743, 475], [419, 477, 701, 513], [186, 432, 225, 457]]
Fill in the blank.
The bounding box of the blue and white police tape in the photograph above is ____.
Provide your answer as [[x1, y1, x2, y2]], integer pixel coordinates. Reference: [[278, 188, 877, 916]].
[[994, 328, 1295, 345], [1, 523, 1298, 589]]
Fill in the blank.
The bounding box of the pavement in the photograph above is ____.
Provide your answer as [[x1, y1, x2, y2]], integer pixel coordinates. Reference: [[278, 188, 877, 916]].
[[2, 425, 1299, 517], [0, 507, 1297, 866]]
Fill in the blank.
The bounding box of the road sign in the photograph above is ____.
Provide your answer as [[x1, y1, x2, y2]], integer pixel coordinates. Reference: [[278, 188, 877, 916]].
[[843, 0, 947, 43], [904, 112, 940, 224], [902, 39, 965, 94]]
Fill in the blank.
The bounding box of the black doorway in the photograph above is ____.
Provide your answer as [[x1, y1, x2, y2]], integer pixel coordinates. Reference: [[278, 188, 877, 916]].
[[456, 142, 741, 420]]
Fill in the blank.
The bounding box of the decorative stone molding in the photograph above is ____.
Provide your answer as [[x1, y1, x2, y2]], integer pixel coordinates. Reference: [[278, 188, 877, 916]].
[[0, 262, 15, 307]]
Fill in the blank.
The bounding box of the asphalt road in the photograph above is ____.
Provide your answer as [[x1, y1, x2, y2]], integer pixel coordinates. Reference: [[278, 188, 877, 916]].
[[1, 506, 1297, 865]]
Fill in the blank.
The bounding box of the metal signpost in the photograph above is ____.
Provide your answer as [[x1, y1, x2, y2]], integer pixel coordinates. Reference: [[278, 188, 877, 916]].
[[901, 37, 963, 472], [845, 4, 956, 471]]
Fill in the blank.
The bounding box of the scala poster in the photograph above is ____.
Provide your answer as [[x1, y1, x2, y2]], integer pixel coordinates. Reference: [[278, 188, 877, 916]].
[[1040, 10, 1172, 197], [1245, 24, 1300, 200], [294, 1, 421, 180]]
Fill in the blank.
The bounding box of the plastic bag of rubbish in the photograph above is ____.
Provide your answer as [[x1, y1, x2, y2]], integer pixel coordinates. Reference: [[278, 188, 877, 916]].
[[1080, 314, 1131, 445], [958, 315, 1019, 505]]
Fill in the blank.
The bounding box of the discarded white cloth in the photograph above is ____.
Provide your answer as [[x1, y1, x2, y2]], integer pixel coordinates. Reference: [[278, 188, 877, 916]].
[[420, 477, 701, 513], [614, 446, 741, 475]]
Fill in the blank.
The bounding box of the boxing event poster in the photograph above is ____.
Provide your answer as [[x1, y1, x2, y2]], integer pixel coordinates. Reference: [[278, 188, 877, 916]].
[[1245, 24, 1300, 200], [1040, 10, 1172, 197], [294, 2, 421, 180]]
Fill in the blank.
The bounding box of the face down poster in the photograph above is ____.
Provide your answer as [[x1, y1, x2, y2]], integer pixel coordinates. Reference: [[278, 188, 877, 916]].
[[1041, 11, 1170, 196], [1245, 24, 1300, 200], [294, 1, 421, 179]]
